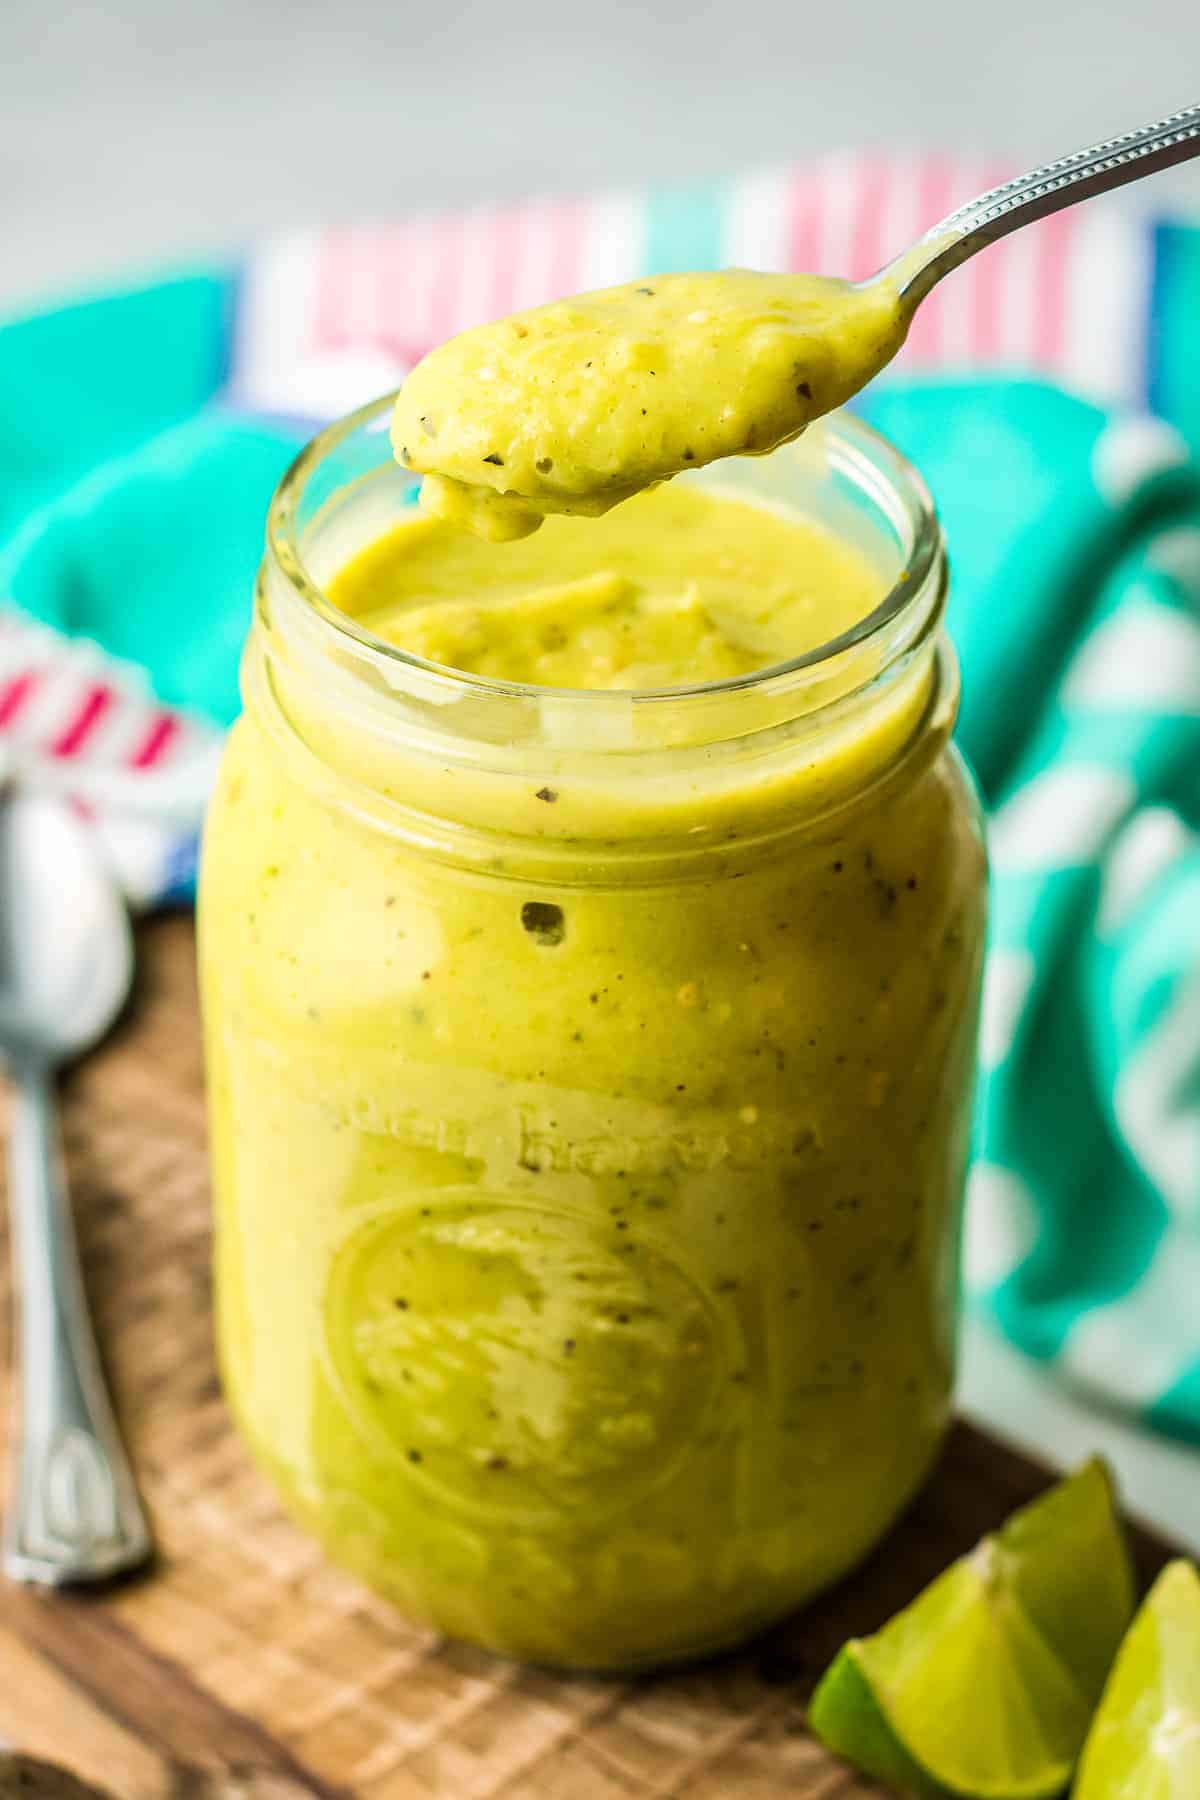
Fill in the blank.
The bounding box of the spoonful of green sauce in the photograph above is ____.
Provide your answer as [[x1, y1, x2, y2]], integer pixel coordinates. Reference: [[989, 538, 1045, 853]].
[[392, 102, 1200, 542], [392, 270, 904, 542]]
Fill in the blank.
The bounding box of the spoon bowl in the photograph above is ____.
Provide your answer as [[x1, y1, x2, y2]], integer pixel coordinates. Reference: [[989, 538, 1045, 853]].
[[0, 793, 133, 1063]]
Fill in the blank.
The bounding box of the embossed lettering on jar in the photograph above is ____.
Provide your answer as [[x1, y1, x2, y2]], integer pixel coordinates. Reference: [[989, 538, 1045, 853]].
[[199, 401, 987, 1672]]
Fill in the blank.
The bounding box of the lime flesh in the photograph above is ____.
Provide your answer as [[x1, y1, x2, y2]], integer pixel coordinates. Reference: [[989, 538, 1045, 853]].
[[1074, 1560, 1200, 1800], [809, 1459, 1136, 1799]]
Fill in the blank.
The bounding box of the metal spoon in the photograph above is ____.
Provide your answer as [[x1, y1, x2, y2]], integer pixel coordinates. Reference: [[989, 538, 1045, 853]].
[[393, 101, 1200, 540], [888, 101, 1200, 311], [0, 789, 151, 1584]]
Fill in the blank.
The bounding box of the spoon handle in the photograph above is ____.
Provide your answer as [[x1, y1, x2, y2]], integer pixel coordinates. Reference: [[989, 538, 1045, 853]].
[[893, 101, 1200, 309], [4, 1059, 152, 1584]]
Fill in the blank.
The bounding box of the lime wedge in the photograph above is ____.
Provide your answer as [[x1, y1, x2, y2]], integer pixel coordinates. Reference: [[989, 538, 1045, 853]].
[[809, 1459, 1136, 1799], [1074, 1560, 1200, 1799]]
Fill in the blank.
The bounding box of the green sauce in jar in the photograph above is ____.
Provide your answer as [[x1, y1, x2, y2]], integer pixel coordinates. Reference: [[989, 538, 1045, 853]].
[[200, 410, 985, 1670]]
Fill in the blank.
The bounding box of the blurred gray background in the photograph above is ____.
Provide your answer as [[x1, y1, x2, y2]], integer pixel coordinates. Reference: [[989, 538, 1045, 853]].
[[3, 0, 1198, 311]]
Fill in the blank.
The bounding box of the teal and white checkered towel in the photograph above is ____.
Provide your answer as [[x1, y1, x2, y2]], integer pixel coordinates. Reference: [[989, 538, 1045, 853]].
[[0, 162, 1197, 1433]]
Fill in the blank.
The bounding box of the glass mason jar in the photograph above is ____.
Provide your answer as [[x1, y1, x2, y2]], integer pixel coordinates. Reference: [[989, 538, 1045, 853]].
[[199, 397, 986, 1672]]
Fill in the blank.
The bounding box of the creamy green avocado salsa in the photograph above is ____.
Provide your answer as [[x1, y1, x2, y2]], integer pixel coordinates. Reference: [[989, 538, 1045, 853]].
[[201, 269, 984, 1671], [344, 482, 880, 687], [391, 268, 909, 539]]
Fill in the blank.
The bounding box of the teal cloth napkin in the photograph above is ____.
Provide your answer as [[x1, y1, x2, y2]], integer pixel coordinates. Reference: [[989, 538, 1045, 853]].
[[1, 243, 1198, 1438], [862, 380, 1200, 1440]]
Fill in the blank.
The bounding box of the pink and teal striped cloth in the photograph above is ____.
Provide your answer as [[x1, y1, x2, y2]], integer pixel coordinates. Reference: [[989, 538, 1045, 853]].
[[1, 157, 1199, 1438], [233, 156, 1184, 421]]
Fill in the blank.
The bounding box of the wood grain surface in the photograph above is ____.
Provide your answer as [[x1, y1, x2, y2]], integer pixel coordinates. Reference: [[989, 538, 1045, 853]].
[[0, 916, 1177, 1799]]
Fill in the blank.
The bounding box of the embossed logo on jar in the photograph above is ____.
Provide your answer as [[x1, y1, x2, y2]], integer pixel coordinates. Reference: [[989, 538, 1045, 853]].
[[322, 1190, 729, 1525], [516, 1107, 823, 1176]]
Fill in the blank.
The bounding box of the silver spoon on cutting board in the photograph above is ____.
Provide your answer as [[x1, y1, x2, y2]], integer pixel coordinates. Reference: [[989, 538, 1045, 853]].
[[0, 789, 151, 1584]]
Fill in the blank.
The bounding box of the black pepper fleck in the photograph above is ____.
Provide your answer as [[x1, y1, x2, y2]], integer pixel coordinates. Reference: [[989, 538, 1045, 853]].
[[483, 452, 504, 466]]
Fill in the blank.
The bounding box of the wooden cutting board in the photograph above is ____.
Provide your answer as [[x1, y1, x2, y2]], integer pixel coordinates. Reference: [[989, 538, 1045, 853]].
[[0, 916, 1176, 1800]]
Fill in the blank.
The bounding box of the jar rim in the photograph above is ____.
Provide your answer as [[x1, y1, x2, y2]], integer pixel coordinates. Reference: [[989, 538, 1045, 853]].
[[265, 391, 944, 711]]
